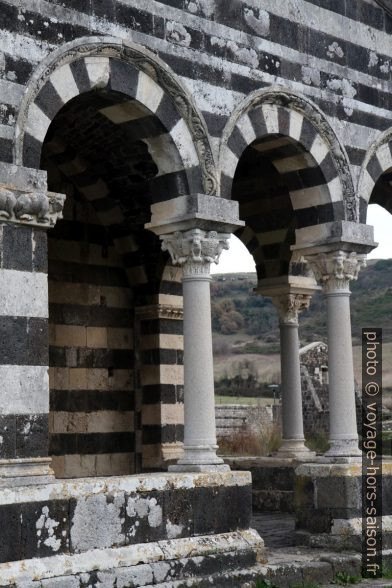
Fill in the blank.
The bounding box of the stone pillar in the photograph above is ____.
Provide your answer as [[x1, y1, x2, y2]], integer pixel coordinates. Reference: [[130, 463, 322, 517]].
[[161, 229, 230, 471], [272, 294, 315, 460], [306, 250, 366, 460], [0, 179, 64, 483]]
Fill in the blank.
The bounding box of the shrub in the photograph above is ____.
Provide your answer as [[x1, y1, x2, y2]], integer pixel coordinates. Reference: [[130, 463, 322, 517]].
[[217, 424, 282, 457]]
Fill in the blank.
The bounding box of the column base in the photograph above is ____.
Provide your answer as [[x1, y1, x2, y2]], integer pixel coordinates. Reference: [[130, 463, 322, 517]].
[[168, 445, 230, 472], [169, 463, 230, 472], [0, 457, 55, 486], [320, 438, 362, 463], [276, 439, 316, 461]]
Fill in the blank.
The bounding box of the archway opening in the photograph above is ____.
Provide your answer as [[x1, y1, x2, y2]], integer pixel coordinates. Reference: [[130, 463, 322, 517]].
[[352, 173, 392, 400], [42, 88, 187, 477], [214, 125, 340, 455]]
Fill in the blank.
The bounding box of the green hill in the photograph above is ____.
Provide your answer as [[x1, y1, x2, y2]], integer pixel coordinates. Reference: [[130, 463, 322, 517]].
[[211, 258, 392, 350]]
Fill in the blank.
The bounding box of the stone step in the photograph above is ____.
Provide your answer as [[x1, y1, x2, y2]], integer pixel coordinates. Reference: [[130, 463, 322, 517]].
[[149, 547, 392, 587], [0, 530, 264, 587]]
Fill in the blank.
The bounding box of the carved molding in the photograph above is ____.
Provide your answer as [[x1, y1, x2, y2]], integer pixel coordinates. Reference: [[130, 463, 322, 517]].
[[161, 229, 230, 278], [272, 293, 312, 326], [0, 186, 65, 228], [15, 37, 218, 196], [306, 250, 366, 293], [358, 126, 392, 204], [374, 0, 392, 17], [221, 86, 356, 220], [135, 304, 183, 320]]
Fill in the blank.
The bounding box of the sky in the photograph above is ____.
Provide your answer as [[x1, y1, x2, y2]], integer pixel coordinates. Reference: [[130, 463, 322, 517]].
[[210, 203, 392, 274]]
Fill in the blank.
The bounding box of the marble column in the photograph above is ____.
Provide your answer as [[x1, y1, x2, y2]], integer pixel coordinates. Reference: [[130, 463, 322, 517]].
[[306, 250, 366, 460], [161, 229, 230, 471], [272, 293, 315, 460]]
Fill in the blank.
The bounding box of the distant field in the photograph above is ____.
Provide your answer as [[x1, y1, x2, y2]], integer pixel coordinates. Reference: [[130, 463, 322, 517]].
[[215, 395, 279, 406], [214, 352, 281, 383], [213, 342, 392, 397]]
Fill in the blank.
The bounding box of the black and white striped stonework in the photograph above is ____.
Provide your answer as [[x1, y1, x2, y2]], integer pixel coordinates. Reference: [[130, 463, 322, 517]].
[[135, 267, 184, 471], [22, 55, 203, 197], [0, 223, 49, 461], [48, 193, 137, 477], [360, 138, 392, 220], [2, 0, 392, 190], [223, 103, 344, 279], [40, 87, 184, 306]]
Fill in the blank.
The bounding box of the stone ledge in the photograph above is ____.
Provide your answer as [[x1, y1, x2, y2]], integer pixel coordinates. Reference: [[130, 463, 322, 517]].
[[0, 472, 253, 564], [0, 529, 264, 586], [145, 193, 244, 235], [0, 471, 251, 505], [226, 456, 301, 469], [0, 162, 47, 193]]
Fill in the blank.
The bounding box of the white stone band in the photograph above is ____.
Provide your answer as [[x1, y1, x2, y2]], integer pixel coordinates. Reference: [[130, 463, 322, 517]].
[[0, 269, 49, 318], [0, 365, 49, 414]]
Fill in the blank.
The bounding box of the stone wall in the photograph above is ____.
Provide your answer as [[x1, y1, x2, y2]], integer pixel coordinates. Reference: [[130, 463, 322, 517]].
[[0, 471, 262, 586], [48, 192, 136, 478], [215, 404, 274, 437], [300, 342, 363, 439], [226, 457, 296, 513], [1, 0, 391, 179], [295, 462, 392, 552]]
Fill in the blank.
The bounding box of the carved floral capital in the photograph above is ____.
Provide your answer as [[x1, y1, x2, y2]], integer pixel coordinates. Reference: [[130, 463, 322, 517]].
[[272, 293, 312, 326], [0, 186, 65, 228], [161, 229, 230, 277], [306, 250, 366, 293]]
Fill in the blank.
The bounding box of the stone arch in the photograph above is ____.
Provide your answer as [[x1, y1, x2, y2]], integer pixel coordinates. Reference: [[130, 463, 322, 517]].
[[219, 86, 356, 222], [14, 35, 218, 196], [357, 128, 392, 220]]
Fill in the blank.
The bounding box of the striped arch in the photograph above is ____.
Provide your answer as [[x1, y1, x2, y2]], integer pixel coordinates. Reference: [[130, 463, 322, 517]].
[[358, 129, 392, 220], [219, 88, 355, 279], [15, 36, 217, 196], [220, 87, 355, 217]]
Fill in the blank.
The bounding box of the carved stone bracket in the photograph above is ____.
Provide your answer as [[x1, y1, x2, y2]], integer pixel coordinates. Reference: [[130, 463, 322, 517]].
[[161, 229, 230, 277], [135, 304, 183, 321], [272, 293, 312, 326], [306, 250, 366, 293], [0, 186, 65, 228]]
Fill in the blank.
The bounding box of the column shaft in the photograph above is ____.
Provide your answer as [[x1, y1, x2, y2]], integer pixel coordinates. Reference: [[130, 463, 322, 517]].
[[306, 250, 365, 460], [325, 290, 360, 456], [280, 323, 305, 442], [163, 229, 229, 472], [183, 274, 217, 449], [272, 292, 315, 460]]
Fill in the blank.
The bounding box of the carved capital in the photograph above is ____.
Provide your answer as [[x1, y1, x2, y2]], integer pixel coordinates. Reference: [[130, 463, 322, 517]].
[[0, 186, 65, 228], [306, 250, 366, 293], [161, 229, 230, 277], [272, 293, 312, 326]]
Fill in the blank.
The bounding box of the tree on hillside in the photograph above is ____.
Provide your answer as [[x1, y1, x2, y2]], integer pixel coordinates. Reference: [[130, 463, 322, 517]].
[[212, 299, 244, 334]]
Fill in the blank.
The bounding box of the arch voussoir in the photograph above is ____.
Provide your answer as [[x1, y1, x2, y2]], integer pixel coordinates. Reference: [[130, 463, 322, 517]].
[[15, 36, 217, 198], [220, 87, 355, 223]]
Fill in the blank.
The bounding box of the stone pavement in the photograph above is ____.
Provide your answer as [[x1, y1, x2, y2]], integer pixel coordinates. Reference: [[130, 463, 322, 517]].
[[251, 512, 392, 587], [252, 511, 296, 548]]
